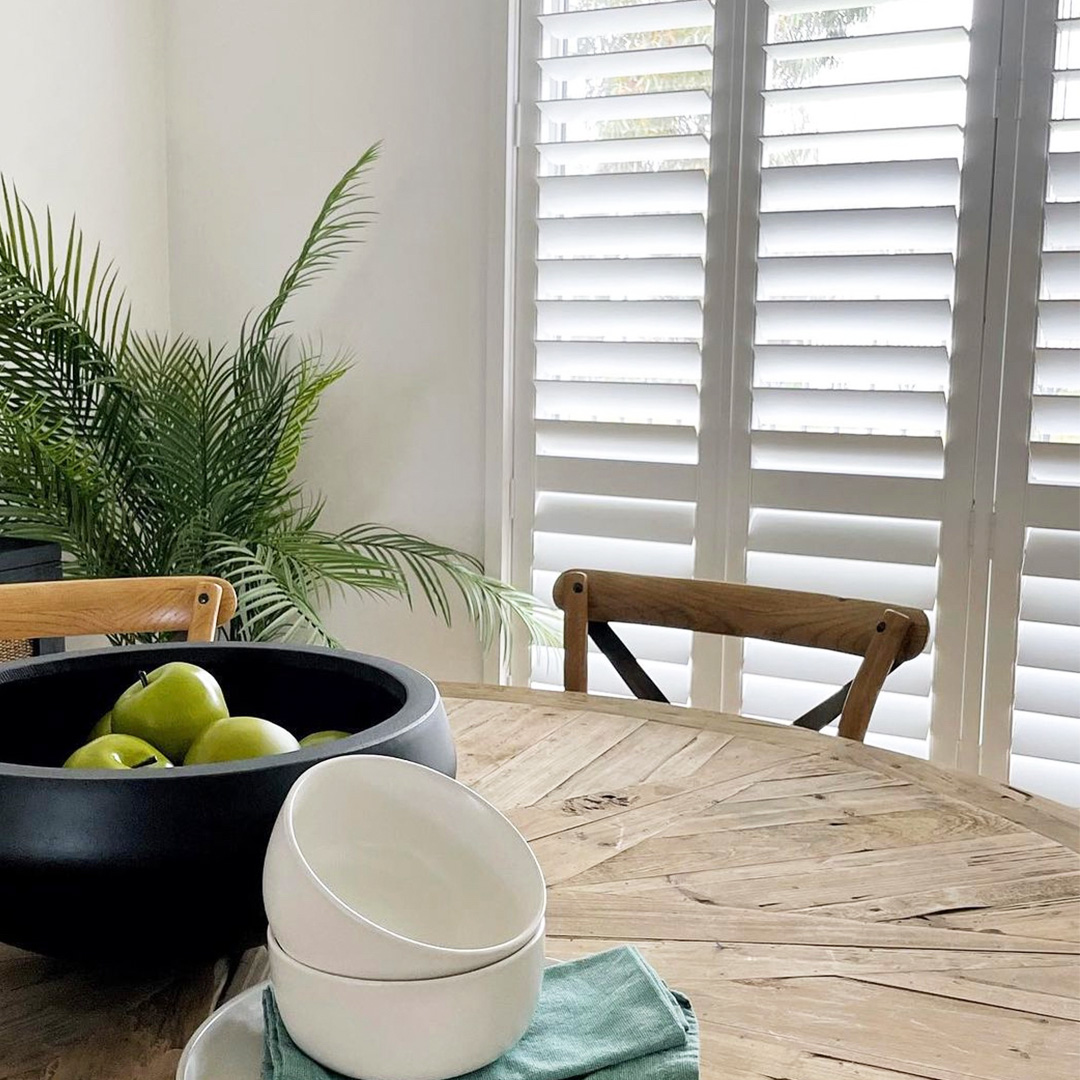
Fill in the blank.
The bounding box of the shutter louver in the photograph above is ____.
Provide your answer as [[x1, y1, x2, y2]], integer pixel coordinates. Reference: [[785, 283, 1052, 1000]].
[[1010, 2, 1080, 806], [528, 0, 715, 703], [742, 1, 977, 758]]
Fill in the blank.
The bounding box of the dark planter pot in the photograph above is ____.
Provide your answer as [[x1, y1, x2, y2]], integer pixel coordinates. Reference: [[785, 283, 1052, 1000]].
[[0, 538, 63, 661], [0, 642, 455, 964]]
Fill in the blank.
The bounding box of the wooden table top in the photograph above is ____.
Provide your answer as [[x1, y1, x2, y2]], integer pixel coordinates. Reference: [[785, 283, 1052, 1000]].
[[1, 683, 1077, 1080]]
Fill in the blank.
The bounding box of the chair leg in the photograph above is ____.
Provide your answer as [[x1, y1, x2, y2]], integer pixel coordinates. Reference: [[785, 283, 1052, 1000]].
[[838, 609, 911, 742], [561, 571, 590, 693]]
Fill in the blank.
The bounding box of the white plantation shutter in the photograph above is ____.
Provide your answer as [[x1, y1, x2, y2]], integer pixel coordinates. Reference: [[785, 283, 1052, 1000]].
[[1009, 3, 1080, 805], [525, 0, 715, 702], [510, 0, 1078, 802], [738, 0, 981, 758]]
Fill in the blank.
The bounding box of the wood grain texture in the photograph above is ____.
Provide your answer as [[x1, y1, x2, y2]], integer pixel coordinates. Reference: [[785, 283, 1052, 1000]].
[[0, 577, 237, 642], [560, 570, 589, 693], [552, 568, 930, 660], [1, 684, 1075, 1080], [838, 607, 911, 741]]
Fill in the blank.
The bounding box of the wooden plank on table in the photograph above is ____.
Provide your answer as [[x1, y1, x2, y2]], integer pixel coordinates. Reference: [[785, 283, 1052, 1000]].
[[542, 720, 703, 800], [0, 947, 228, 1080], [720, 766, 912, 802], [544, 936, 1075, 980], [847, 969, 1080, 1022], [653, 832, 1079, 913], [696, 1025, 934, 1080], [904, 894, 1080, 945], [663, 784, 936, 833], [564, 803, 1024, 887], [443, 697, 530, 735], [469, 709, 648, 808], [453, 703, 583, 786], [836, 741, 1080, 853], [529, 759, 827, 886], [441, 683, 814, 748], [810, 870, 1080, 928], [641, 728, 735, 783], [542, 891, 1080, 953], [689, 976, 1080, 1080], [508, 735, 819, 842], [959, 962, 1080, 998]]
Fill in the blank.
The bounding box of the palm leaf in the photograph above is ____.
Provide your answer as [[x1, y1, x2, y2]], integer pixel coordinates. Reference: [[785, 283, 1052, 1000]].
[[246, 143, 380, 351], [334, 525, 559, 649], [0, 179, 129, 428]]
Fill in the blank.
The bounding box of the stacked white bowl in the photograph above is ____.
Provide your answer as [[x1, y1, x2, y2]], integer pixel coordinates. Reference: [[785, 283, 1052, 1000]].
[[262, 755, 547, 1080]]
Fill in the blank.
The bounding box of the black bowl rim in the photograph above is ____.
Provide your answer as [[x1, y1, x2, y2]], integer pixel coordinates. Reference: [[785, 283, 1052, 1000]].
[[0, 641, 441, 781]]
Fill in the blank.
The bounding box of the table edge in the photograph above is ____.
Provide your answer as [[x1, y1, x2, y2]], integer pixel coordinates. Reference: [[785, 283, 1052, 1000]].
[[438, 682, 1080, 853]]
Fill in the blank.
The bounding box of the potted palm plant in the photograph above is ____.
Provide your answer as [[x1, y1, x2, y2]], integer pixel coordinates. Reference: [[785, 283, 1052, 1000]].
[[0, 144, 548, 647]]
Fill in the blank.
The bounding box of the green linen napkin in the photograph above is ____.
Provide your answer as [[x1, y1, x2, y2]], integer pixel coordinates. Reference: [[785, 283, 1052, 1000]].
[[262, 946, 699, 1080]]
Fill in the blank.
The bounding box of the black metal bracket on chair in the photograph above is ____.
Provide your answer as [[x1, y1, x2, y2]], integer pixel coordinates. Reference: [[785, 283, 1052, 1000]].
[[588, 621, 669, 704], [792, 651, 904, 732], [792, 681, 852, 731]]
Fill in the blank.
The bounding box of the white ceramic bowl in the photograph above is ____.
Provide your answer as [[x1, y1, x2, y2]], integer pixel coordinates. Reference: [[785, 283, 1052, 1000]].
[[268, 922, 545, 1080], [263, 754, 546, 979]]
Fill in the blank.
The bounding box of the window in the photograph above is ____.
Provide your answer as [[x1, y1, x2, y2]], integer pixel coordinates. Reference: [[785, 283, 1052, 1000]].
[[508, 0, 1080, 802]]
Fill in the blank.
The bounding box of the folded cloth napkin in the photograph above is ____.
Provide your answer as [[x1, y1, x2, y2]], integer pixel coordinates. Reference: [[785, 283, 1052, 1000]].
[[262, 945, 699, 1080]]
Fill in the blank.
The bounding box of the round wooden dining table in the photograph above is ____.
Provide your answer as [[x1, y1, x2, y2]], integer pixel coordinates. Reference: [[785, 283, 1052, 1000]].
[[1, 684, 1077, 1080]]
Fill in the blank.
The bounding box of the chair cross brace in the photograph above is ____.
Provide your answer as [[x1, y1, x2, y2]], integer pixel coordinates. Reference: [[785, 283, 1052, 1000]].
[[590, 621, 866, 730]]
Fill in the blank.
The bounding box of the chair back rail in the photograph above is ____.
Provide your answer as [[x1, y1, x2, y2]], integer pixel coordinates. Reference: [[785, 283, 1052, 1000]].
[[552, 569, 930, 743], [0, 577, 237, 643]]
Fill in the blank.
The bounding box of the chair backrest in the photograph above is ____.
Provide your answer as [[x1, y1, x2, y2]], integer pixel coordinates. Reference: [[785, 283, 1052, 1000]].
[[552, 569, 930, 743], [0, 576, 238, 645]]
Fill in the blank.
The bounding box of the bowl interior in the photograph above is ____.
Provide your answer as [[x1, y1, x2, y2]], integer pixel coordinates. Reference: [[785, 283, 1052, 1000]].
[[289, 757, 544, 951], [0, 644, 407, 767]]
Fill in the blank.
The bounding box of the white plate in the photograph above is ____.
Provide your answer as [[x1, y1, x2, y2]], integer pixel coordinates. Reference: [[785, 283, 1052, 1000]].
[[177, 962, 559, 1079], [177, 982, 266, 1080]]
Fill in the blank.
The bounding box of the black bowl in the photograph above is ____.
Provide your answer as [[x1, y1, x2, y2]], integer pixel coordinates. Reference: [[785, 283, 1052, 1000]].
[[0, 642, 456, 964]]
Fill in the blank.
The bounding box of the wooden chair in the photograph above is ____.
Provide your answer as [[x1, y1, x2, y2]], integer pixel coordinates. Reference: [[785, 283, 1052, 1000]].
[[552, 569, 930, 743], [0, 576, 238, 648]]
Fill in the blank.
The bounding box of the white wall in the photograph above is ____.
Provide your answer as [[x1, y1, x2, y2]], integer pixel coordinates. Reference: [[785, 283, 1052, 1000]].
[[0, 0, 170, 330], [1, 0, 506, 678], [163, 0, 509, 680]]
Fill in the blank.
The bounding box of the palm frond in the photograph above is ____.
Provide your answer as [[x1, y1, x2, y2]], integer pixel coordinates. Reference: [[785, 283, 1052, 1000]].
[[0, 178, 130, 427], [206, 531, 402, 646], [209, 538, 336, 645], [334, 524, 559, 649], [0, 395, 144, 576], [246, 143, 380, 351]]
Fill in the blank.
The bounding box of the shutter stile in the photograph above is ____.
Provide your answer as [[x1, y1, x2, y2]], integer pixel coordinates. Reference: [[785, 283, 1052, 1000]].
[[528, 0, 716, 703], [1010, 2, 1080, 805], [741, 0, 976, 757]]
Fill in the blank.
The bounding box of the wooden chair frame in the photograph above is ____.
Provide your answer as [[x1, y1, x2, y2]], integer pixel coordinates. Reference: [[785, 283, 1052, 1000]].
[[0, 576, 238, 645], [553, 569, 930, 743]]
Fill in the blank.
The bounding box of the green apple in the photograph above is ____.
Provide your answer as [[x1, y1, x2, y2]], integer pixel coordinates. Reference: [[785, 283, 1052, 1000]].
[[88, 711, 113, 740], [184, 716, 300, 765], [299, 729, 351, 748], [64, 734, 172, 770], [111, 662, 228, 761]]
